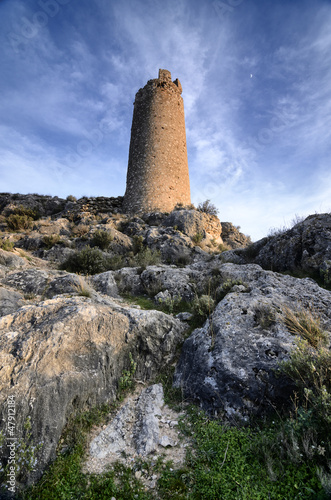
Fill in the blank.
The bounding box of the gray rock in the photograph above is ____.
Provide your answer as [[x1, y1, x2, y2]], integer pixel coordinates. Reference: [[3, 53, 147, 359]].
[[0, 249, 28, 270], [43, 245, 75, 264], [134, 384, 164, 455], [114, 267, 144, 295], [176, 312, 193, 321], [0, 299, 185, 483], [0, 288, 24, 316], [45, 273, 90, 298], [90, 402, 134, 458], [89, 384, 165, 459], [163, 209, 207, 238], [91, 271, 119, 297], [220, 222, 251, 249], [141, 265, 194, 301], [174, 263, 331, 420], [247, 213, 331, 280], [4, 269, 50, 295], [163, 209, 223, 243], [144, 226, 193, 265]]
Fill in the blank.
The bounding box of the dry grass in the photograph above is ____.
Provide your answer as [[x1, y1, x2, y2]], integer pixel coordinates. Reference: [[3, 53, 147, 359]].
[[283, 306, 328, 348]]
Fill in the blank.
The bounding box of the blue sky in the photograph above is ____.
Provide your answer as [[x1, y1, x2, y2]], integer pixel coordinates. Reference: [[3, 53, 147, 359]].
[[1, 0, 331, 240]]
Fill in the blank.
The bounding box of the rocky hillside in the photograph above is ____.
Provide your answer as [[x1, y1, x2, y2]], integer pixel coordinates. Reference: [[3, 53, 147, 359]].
[[228, 213, 331, 286], [0, 194, 330, 495]]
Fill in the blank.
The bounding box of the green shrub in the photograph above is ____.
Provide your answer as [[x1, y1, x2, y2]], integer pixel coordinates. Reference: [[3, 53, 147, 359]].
[[158, 294, 183, 314], [12, 205, 39, 220], [130, 247, 161, 269], [279, 338, 331, 429], [61, 246, 107, 275], [0, 239, 14, 251], [168, 406, 324, 500], [6, 213, 33, 231], [43, 235, 61, 249], [92, 229, 113, 250], [66, 195, 77, 202], [217, 243, 230, 253], [173, 253, 192, 267], [192, 232, 204, 245], [197, 199, 219, 216], [132, 235, 144, 254], [6, 205, 40, 230]]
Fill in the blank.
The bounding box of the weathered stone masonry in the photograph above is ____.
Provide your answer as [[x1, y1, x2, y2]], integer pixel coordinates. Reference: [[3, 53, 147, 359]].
[[123, 69, 191, 213]]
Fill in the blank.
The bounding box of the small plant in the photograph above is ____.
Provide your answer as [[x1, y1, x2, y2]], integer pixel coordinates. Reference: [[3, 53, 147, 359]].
[[72, 224, 89, 238], [217, 243, 230, 253], [132, 235, 144, 254], [197, 199, 219, 216], [131, 247, 161, 269], [43, 234, 61, 249], [173, 253, 192, 267], [217, 279, 243, 300], [254, 303, 276, 329], [119, 353, 137, 392], [66, 195, 77, 202], [158, 294, 182, 314], [192, 232, 204, 245], [0, 416, 43, 491], [92, 229, 113, 250], [320, 264, 331, 289], [74, 276, 92, 297], [192, 294, 215, 318]]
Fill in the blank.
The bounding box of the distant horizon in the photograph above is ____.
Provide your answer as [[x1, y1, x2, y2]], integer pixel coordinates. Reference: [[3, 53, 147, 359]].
[[1, 0, 331, 240]]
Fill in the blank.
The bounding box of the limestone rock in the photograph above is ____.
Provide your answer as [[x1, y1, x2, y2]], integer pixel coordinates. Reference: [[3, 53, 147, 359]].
[[174, 263, 331, 420], [0, 288, 24, 316], [91, 271, 119, 297], [4, 269, 50, 295], [246, 213, 331, 279], [0, 249, 28, 270], [220, 222, 251, 249], [163, 209, 208, 238], [0, 298, 185, 482], [88, 384, 182, 466]]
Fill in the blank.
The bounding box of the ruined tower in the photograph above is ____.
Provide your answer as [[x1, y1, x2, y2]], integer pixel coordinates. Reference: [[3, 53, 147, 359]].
[[123, 69, 191, 213]]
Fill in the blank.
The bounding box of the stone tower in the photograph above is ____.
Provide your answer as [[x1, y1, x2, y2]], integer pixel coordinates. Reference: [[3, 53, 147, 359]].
[[123, 69, 191, 213]]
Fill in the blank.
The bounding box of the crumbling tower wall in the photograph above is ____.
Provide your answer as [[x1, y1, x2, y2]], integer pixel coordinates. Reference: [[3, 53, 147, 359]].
[[123, 69, 191, 213]]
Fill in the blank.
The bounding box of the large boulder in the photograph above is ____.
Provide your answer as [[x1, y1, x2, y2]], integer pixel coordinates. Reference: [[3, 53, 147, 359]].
[[0, 296, 186, 484], [246, 213, 331, 280], [163, 209, 222, 241], [220, 222, 251, 249], [174, 263, 331, 420]]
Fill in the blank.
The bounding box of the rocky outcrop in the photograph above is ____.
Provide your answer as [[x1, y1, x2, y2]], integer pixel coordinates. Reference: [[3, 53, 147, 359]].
[[163, 209, 222, 240], [84, 383, 187, 490], [174, 263, 331, 420], [242, 213, 331, 281], [0, 295, 186, 483], [220, 222, 251, 249]]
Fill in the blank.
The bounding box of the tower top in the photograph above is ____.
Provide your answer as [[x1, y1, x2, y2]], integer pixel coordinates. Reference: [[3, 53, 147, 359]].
[[158, 69, 172, 82]]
